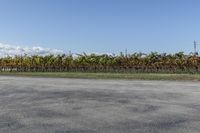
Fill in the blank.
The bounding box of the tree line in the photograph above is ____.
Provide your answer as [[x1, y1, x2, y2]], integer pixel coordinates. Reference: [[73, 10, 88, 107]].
[[0, 52, 200, 73]]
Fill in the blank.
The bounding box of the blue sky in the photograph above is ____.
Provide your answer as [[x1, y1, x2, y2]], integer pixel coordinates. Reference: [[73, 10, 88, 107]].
[[0, 0, 200, 54]]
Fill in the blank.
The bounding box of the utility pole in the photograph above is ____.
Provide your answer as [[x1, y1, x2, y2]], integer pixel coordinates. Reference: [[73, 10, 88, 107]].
[[194, 40, 197, 55], [193, 40, 199, 56], [125, 49, 127, 57]]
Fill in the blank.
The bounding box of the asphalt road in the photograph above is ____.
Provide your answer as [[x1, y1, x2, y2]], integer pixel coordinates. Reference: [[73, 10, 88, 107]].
[[0, 76, 200, 133]]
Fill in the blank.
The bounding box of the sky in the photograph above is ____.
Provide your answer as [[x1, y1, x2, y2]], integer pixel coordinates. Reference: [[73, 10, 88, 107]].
[[0, 0, 200, 55]]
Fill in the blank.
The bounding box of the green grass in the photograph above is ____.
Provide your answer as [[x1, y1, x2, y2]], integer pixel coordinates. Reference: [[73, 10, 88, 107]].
[[0, 72, 200, 81]]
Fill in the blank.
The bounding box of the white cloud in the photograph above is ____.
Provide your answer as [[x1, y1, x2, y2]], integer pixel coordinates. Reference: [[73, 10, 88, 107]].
[[0, 43, 64, 56]]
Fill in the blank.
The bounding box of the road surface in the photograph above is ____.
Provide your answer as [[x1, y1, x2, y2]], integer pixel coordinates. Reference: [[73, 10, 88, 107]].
[[0, 76, 200, 133]]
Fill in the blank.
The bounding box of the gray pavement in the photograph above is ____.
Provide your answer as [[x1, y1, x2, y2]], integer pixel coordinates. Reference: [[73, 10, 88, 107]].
[[0, 76, 200, 133]]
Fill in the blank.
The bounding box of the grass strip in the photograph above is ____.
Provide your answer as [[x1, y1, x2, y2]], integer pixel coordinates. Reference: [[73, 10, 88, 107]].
[[0, 72, 200, 81]]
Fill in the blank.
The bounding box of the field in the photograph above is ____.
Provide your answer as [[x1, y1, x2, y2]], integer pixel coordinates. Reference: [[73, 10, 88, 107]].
[[1, 52, 200, 73], [1, 72, 200, 81], [0, 76, 200, 133]]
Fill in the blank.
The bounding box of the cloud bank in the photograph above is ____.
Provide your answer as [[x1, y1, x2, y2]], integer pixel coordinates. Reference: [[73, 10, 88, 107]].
[[0, 43, 64, 56]]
